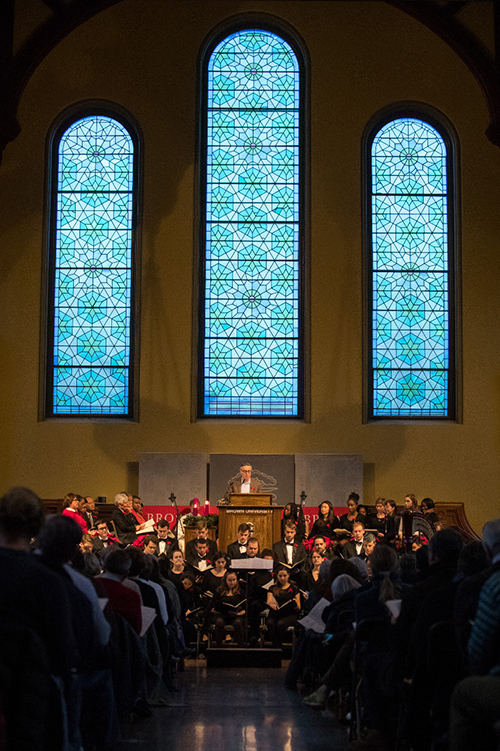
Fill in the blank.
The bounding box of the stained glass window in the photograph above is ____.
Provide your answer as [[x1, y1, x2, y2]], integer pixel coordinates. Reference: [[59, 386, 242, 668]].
[[201, 28, 302, 417], [368, 116, 454, 418], [47, 114, 136, 416]]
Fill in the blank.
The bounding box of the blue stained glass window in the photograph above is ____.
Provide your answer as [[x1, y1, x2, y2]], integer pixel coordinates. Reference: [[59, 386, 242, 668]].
[[49, 115, 135, 415], [201, 29, 302, 417], [369, 117, 453, 418]]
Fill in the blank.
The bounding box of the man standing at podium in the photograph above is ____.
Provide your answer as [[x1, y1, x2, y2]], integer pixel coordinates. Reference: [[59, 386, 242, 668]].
[[225, 462, 263, 500]]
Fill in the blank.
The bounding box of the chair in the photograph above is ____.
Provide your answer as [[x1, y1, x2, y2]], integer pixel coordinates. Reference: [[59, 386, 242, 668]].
[[108, 519, 119, 540]]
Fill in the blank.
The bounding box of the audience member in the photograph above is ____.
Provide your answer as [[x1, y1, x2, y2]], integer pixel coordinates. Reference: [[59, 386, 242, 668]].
[[0, 487, 77, 749], [93, 548, 142, 634], [467, 518, 500, 676]]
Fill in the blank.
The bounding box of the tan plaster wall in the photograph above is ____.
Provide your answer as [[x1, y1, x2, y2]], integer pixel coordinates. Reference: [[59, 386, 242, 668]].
[[1, 0, 499, 532]]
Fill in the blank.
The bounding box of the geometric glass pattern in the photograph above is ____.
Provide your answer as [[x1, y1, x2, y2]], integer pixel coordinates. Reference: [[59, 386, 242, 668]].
[[202, 29, 300, 416], [50, 116, 134, 414], [370, 118, 451, 417]]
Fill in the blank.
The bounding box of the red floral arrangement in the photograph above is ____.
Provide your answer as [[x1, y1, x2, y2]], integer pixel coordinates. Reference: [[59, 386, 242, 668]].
[[303, 537, 334, 552]]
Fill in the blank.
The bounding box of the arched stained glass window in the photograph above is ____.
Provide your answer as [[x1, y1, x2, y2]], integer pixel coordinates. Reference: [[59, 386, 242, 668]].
[[199, 27, 304, 417], [45, 111, 138, 417], [367, 113, 457, 419]]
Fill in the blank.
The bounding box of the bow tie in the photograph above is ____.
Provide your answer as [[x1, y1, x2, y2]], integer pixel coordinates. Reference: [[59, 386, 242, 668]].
[[285, 542, 294, 546]]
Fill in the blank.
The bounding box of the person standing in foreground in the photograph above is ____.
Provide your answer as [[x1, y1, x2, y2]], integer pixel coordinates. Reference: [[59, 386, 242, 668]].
[[0, 486, 77, 750]]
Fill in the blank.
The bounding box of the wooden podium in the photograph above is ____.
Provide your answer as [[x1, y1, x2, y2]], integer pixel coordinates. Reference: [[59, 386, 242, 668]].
[[219, 494, 282, 553], [228, 493, 273, 507]]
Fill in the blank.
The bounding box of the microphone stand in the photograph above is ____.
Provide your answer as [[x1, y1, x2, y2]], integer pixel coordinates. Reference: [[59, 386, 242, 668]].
[[169, 492, 181, 541]]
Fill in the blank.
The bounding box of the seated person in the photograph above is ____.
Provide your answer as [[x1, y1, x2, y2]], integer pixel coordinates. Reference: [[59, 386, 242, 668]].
[[247, 547, 274, 593], [227, 523, 252, 560], [245, 544, 273, 641], [303, 550, 324, 592], [82, 496, 98, 530], [185, 519, 218, 562], [155, 518, 178, 558], [281, 503, 308, 543], [338, 492, 361, 533], [246, 537, 260, 560], [266, 567, 301, 648], [362, 532, 377, 561], [211, 571, 246, 647], [165, 549, 186, 588], [131, 495, 146, 523], [366, 498, 389, 536], [356, 504, 368, 525], [420, 497, 440, 529], [111, 492, 141, 545], [142, 535, 158, 555], [202, 551, 229, 595], [92, 520, 120, 555], [411, 532, 427, 553], [308, 501, 340, 540], [301, 573, 361, 705], [236, 535, 261, 590], [62, 493, 88, 533], [80, 533, 95, 554], [93, 548, 142, 634], [385, 499, 397, 518], [273, 522, 307, 581], [342, 521, 366, 559], [186, 538, 214, 576], [310, 535, 335, 561], [179, 570, 203, 644]]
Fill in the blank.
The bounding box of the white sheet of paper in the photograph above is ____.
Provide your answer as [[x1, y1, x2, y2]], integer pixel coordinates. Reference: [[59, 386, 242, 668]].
[[140, 606, 157, 637], [137, 519, 156, 534], [385, 599, 402, 619], [231, 557, 274, 570], [297, 597, 330, 633]]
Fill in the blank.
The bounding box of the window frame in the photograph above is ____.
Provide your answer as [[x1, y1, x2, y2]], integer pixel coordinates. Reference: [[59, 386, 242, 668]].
[[194, 16, 310, 421], [40, 101, 142, 421], [362, 102, 461, 423]]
